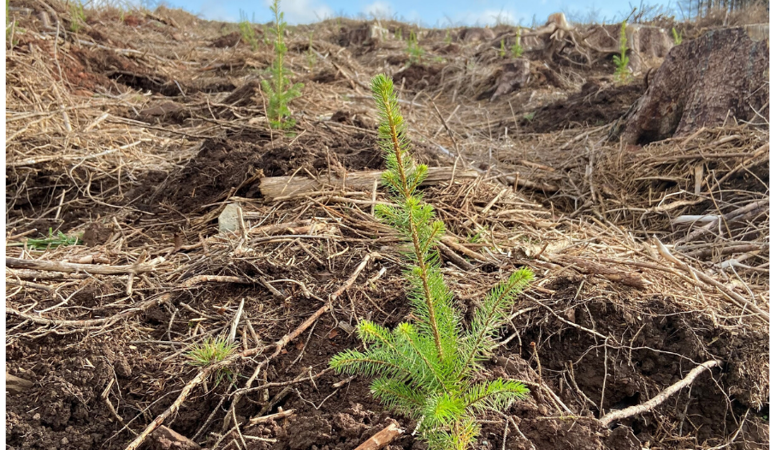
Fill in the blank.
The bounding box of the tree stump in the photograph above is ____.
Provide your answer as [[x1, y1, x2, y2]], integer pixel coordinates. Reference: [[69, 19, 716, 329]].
[[485, 59, 531, 101], [617, 25, 768, 145]]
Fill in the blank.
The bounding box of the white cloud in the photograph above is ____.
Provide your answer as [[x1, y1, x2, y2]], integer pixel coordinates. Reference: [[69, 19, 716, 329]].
[[458, 9, 517, 26], [264, 0, 334, 24], [362, 1, 393, 19], [199, 1, 237, 22]]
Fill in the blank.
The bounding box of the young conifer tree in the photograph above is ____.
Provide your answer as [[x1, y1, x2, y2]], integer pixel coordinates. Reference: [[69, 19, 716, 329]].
[[330, 74, 533, 450], [262, 0, 303, 129]]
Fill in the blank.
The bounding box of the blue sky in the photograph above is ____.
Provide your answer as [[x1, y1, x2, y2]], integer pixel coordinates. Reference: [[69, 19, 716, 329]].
[[169, 0, 675, 26]]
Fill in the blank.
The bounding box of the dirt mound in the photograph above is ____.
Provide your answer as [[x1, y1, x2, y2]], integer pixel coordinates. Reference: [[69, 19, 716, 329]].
[[392, 63, 444, 90], [512, 78, 645, 132], [159, 128, 384, 213], [210, 31, 242, 48]]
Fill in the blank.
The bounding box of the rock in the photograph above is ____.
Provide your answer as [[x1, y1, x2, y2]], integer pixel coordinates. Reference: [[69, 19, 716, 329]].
[[149, 426, 201, 450], [617, 26, 769, 145], [218, 203, 243, 234]]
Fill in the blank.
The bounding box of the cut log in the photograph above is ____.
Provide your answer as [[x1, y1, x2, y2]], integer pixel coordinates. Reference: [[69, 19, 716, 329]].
[[259, 167, 479, 201], [617, 25, 768, 145]]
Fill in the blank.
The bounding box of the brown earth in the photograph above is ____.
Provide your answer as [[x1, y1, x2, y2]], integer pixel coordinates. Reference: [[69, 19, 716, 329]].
[[6, 3, 768, 450]]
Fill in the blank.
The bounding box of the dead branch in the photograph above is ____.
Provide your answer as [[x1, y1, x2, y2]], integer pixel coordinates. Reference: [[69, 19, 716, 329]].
[[599, 360, 723, 427], [6, 257, 164, 275], [248, 408, 294, 426]]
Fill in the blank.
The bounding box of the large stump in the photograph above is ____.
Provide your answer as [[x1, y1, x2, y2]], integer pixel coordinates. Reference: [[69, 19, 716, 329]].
[[618, 25, 768, 145]]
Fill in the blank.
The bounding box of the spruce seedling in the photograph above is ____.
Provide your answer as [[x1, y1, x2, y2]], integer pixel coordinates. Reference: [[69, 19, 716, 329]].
[[613, 20, 631, 83], [510, 28, 523, 58], [186, 336, 238, 386], [406, 30, 424, 64], [238, 10, 259, 51], [672, 27, 682, 45], [330, 74, 532, 450], [262, 0, 303, 129], [69, 0, 86, 33], [306, 31, 317, 70], [498, 39, 507, 58]]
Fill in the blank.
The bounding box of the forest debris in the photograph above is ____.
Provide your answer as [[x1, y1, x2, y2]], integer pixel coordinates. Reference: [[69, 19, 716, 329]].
[[654, 237, 769, 322], [259, 167, 479, 201]]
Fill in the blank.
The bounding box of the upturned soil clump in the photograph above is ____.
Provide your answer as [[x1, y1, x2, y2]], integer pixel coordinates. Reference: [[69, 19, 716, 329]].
[[6, 2, 768, 450]]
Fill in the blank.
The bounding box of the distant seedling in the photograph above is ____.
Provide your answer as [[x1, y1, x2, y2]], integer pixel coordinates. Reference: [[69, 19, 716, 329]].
[[69, 0, 86, 33], [406, 30, 424, 64], [262, 0, 304, 129], [510, 28, 523, 58], [672, 27, 682, 45], [330, 74, 532, 450], [306, 31, 316, 70], [238, 10, 259, 51], [613, 20, 631, 83], [395, 28, 402, 41], [498, 39, 507, 58], [443, 29, 452, 44]]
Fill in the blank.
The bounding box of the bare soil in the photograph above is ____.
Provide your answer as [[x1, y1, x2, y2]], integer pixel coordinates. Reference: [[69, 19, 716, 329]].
[[6, 3, 768, 450]]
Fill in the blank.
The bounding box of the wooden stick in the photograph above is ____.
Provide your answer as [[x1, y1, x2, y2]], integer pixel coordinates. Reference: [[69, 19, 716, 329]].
[[598, 360, 722, 427], [354, 421, 403, 450], [248, 408, 294, 426], [6, 257, 163, 275]]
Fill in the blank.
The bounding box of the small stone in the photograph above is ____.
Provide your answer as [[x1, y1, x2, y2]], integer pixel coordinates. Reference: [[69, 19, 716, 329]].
[[218, 203, 243, 234], [32, 413, 40, 421], [61, 437, 69, 445]]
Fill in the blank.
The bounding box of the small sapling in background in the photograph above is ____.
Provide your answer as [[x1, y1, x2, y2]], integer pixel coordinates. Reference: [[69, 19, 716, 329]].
[[613, 20, 631, 83], [510, 28, 524, 58], [262, 0, 304, 129], [238, 10, 259, 51], [672, 27, 682, 45]]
